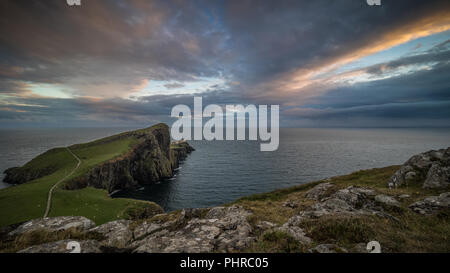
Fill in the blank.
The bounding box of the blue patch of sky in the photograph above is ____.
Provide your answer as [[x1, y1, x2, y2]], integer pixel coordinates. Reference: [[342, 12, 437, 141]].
[[334, 30, 450, 75]]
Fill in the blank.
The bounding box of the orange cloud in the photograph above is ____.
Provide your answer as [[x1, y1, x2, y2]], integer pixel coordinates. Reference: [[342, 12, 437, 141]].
[[261, 8, 450, 103]]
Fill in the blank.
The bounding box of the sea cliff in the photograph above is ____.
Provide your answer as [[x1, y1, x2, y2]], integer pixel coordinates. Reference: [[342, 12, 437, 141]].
[[3, 124, 194, 193], [0, 124, 193, 228]]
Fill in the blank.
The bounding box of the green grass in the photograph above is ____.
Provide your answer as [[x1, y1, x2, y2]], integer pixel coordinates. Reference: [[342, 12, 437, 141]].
[[0, 149, 78, 226], [49, 187, 154, 225], [235, 166, 450, 253], [245, 231, 307, 253], [0, 127, 157, 227]]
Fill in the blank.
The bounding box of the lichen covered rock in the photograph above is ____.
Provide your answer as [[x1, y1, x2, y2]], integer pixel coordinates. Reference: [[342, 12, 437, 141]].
[[89, 220, 132, 248], [132, 206, 254, 253], [409, 192, 450, 214], [305, 182, 335, 201], [9, 216, 95, 236], [18, 239, 102, 253], [388, 148, 450, 189]]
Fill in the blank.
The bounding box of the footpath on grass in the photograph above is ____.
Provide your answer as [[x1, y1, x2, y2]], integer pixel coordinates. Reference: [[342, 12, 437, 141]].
[[43, 147, 81, 218]]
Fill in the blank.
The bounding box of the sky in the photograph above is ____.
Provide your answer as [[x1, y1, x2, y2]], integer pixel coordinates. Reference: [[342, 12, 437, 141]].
[[0, 0, 450, 128]]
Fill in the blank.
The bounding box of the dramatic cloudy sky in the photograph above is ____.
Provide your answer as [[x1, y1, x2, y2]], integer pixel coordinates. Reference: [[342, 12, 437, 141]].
[[1, 0, 450, 128]]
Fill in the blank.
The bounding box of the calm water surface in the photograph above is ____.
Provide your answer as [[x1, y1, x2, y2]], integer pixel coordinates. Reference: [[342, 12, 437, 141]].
[[1, 128, 449, 211]]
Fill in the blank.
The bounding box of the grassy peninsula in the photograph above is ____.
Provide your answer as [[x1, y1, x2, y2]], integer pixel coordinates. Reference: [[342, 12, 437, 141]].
[[0, 124, 191, 227]]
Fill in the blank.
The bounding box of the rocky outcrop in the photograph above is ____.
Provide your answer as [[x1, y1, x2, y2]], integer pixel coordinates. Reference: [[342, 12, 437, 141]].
[[132, 206, 254, 253], [299, 185, 382, 219], [64, 124, 194, 193], [408, 192, 450, 214], [275, 219, 311, 245], [8, 216, 95, 236], [18, 240, 102, 253], [305, 182, 335, 201], [424, 163, 450, 189], [374, 194, 400, 208], [388, 147, 450, 189], [8, 205, 254, 253], [89, 220, 133, 248]]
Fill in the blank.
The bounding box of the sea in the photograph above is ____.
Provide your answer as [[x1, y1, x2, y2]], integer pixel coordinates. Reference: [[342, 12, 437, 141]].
[[1, 127, 449, 211]]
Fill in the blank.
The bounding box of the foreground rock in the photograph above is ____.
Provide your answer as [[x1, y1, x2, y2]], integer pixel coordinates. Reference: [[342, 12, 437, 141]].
[[305, 182, 335, 201], [308, 244, 348, 253], [89, 220, 132, 248], [7, 206, 254, 253], [409, 192, 450, 214], [388, 147, 450, 189], [374, 194, 400, 208], [18, 240, 102, 253], [132, 206, 254, 253], [9, 216, 95, 236], [275, 218, 311, 245], [299, 185, 382, 219]]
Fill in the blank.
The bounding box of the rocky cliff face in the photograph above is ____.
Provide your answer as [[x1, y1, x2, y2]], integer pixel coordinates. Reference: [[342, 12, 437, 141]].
[[64, 124, 194, 193]]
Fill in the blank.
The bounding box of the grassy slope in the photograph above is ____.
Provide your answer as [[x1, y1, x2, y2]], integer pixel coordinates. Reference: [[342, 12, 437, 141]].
[[0, 130, 154, 227], [233, 166, 450, 253]]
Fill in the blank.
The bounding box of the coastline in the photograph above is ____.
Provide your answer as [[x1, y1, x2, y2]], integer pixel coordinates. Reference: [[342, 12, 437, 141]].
[[1, 147, 449, 253]]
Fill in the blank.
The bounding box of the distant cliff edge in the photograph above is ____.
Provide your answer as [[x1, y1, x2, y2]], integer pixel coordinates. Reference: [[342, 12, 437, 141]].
[[3, 123, 194, 193]]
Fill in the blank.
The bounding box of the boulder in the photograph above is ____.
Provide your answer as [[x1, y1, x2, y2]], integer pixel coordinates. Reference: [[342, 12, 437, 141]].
[[275, 216, 312, 245], [308, 186, 376, 216], [282, 200, 298, 208], [409, 192, 450, 214], [132, 218, 177, 239], [256, 221, 278, 231], [305, 183, 334, 201], [388, 147, 450, 189], [398, 194, 410, 199], [89, 220, 132, 248], [374, 194, 400, 208], [9, 216, 95, 236], [132, 206, 255, 253], [293, 186, 396, 220], [423, 163, 450, 189]]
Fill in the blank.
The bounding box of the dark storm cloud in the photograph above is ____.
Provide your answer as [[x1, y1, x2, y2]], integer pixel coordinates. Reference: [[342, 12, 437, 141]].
[[221, 0, 449, 86], [284, 56, 450, 126], [0, 0, 449, 127], [0, 0, 230, 96]]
